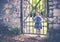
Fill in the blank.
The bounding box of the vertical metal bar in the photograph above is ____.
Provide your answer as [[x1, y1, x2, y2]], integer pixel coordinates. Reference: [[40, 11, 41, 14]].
[[20, 0, 23, 34], [29, 0, 30, 34], [38, 1, 40, 35], [32, 0, 34, 34], [45, 0, 47, 34], [47, 0, 49, 32], [47, 0, 49, 17], [43, 19, 44, 34]]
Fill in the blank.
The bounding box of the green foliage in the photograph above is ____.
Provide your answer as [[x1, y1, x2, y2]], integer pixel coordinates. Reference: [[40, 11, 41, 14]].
[[30, 11, 36, 17], [0, 24, 20, 35], [10, 27, 20, 35], [0, 24, 8, 32], [30, 0, 47, 18]]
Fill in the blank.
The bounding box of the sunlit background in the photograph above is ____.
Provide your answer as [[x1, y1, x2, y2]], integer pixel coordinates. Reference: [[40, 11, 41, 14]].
[[23, 0, 47, 34]]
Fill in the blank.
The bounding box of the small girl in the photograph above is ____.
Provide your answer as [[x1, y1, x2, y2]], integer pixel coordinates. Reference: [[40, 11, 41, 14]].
[[33, 11, 42, 36]]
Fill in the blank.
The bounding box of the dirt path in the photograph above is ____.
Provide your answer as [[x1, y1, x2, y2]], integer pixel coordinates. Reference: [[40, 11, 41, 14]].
[[0, 34, 47, 42]]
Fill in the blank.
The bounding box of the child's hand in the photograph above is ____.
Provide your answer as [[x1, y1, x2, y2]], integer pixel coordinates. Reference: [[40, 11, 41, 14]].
[[32, 16, 33, 18]]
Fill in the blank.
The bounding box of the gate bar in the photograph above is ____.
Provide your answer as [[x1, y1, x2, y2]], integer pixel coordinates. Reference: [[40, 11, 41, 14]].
[[20, 0, 23, 34]]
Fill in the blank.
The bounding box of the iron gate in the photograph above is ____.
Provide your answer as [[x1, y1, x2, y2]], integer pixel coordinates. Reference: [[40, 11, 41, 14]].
[[20, 0, 48, 35]]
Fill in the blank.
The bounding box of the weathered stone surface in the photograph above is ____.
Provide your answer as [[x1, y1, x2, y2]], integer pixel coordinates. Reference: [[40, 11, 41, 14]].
[[0, 0, 20, 28]]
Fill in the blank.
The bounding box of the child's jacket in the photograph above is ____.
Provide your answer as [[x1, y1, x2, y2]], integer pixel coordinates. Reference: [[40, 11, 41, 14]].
[[33, 16, 42, 29]]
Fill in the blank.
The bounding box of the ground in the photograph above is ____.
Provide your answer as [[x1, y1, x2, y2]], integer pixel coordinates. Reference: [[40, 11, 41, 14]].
[[0, 33, 47, 42]]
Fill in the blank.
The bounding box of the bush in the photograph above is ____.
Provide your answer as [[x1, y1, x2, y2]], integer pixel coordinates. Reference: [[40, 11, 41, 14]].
[[0, 23, 20, 35], [0, 24, 9, 34], [10, 27, 20, 35], [30, 12, 36, 17]]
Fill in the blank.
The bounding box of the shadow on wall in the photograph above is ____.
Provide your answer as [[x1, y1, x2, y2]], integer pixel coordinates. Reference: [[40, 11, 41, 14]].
[[0, 0, 8, 14], [0, 0, 8, 3], [54, 0, 60, 1]]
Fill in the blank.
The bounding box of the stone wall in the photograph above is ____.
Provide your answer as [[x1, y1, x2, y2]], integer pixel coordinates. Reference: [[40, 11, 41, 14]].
[[52, 0, 60, 29], [48, 0, 60, 29], [0, 0, 20, 29]]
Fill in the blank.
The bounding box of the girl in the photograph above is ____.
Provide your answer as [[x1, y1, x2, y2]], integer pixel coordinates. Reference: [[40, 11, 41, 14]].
[[33, 11, 42, 36]]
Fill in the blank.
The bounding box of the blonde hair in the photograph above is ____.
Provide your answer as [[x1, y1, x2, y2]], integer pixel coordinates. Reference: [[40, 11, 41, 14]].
[[36, 10, 41, 14]]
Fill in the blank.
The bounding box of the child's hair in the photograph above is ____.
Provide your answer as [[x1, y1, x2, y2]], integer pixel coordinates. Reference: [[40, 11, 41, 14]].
[[36, 9, 41, 15]]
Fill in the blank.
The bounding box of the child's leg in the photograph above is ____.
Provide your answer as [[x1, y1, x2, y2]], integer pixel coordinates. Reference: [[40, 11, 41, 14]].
[[36, 29, 40, 35]]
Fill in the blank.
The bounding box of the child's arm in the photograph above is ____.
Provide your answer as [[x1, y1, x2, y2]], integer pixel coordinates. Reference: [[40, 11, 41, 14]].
[[33, 16, 36, 21]]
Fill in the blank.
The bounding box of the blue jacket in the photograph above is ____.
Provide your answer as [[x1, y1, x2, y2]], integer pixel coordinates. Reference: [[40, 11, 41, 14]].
[[33, 16, 42, 29]]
